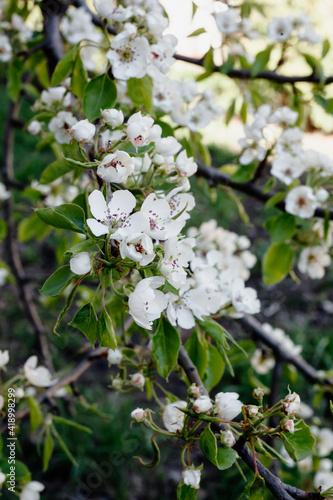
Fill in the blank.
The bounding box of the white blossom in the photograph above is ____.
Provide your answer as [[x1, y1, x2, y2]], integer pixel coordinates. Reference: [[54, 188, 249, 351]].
[[131, 407, 145, 422], [298, 247, 331, 279], [107, 348, 123, 365], [128, 277, 168, 329], [119, 232, 155, 266], [193, 395, 212, 413], [220, 429, 236, 447], [130, 372, 145, 388], [0, 350, 9, 369], [283, 392, 301, 416], [231, 278, 260, 315], [0, 183, 10, 201], [27, 121, 42, 135], [215, 392, 243, 421], [41, 86, 69, 107], [23, 356, 55, 387], [107, 34, 150, 80], [162, 401, 187, 432], [285, 186, 318, 218], [0, 35, 12, 62], [48, 111, 77, 144], [20, 482, 45, 500], [101, 109, 124, 127], [97, 151, 135, 183], [271, 153, 305, 185], [314, 460, 333, 492], [182, 468, 201, 489], [126, 112, 161, 147], [69, 252, 91, 275], [70, 119, 95, 143], [214, 8, 240, 34], [267, 17, 293, 42]]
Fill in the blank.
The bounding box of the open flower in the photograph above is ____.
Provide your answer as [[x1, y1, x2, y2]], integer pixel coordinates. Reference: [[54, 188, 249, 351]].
[[182, 468, 201, 489], [23, 356, 55, 387], [128, 277, 168, 329], [119, 232, 155, 266], [70, 119, 95, 143], [126, 112, 161, 147], [231, 278, 260, 314], [0, 350, 9, 370], [215, 392, 243, 421], [48, 111, 77, 144], [87, 189, 147, 239], [162, 401, 187, 432], [285, 186, 318, 218], [97, 151, 135, 183], [106, 34, 150, 80]]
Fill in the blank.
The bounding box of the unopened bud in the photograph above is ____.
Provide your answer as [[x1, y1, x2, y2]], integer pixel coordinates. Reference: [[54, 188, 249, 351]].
[[252, 387, 265, 400], [192, 396, 212, 413], [220, 430, 236, 448], [131, 408, 146, 422], [282, 419, 295, 434], [246, 405, 259, 418], [188, 384, 200, 398], [283, 392, 301, 416], [131, 373, 145, 389], [112, 378, 123, 390]]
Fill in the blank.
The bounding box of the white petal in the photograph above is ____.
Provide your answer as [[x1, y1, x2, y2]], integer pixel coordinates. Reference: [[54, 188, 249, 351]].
[[88, 190, 108, 220], [87, 218, 108, 236]]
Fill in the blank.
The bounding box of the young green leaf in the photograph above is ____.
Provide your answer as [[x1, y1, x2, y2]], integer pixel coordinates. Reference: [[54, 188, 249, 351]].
[[153, 316, 180, 379], [43, 429, 54, 471], [262, 242, 294, 285], [36, 203, 86, 233], [128, 75, 153, 114], [98, 307, 117, 349], [27, 397, 43, 433], [69, 303, 98, 347], [281, 420, 315, 462], [216, 447, 238, 470], [51, 46, 78, 87], [83, 74, 117, 121], [40, 265, 75, 296], [199, 424, 218, 465]]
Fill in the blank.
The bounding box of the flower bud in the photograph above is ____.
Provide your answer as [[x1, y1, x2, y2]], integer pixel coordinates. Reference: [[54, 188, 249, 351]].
[[283, 392, 301, 416], [192, 396, 212, 413], [220, 430, 236, 448], [69, 252, 92, 275], [101, 108, 124, 127], [152, 153, 164, 165], [282, 419, 295, 434], [112, 378, 123, 390], [131, 373, 145, 389], [182, 468, 201, 489], [131, 408, 146, 422], [70, 119, 95, 143], [246, 405, 259, 418], [188, 384, 200, 398], [252, 387, 265, 400], [316, 188, 329, 203], [27, 120, 42, 135], [107, 348, 123, 365]]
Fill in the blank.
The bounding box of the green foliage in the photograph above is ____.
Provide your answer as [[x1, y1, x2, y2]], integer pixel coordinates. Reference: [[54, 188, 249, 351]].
[[251, 47, 272, 77], [36, 203, 86, 233], [51, 46, 78, 86], [281, 420, 315, 462], [40, 265, 75, 296], [83, 74, 117, 120], [69, 303, 98, 346], [128, 75, 153, 113], [98, 306, 117, 349], [262, 242, 294, 285], [177, 484, 198, 499], [153, 316, 180, 379], [264, 213, 296, 243]]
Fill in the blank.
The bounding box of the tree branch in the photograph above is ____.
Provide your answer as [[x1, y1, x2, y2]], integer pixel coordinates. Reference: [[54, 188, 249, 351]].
[[238, 315, 333, 388], [177, 346, 320, 500], [196, 162, 333, 220], [1, 101, 54, 373], [174, 54, 333, 86]]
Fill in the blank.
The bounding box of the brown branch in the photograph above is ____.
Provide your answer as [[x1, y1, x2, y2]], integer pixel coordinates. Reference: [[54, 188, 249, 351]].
[[177, 346, 321, 500], [1, 101, 54, 373], [239, 315, 333, 388], [196, 162, 333, 220], [174, 53, 333, 86]]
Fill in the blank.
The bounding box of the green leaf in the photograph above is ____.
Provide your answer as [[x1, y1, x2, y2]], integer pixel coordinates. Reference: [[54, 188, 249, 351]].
[[202, 343, 225, 392], [251, 47, 272, 77], [0, 459, 30, 482], [226, 99, 236, 125], [36, 203, 86, 233], [18, 213, 49, 242], [64, 238, 101, 257], [302, 52, 318, 72], [40, 159, 73, 184], [7, 58, 24, 100], [231, 162, 257, 183], [185, 330, 208, 378], [199, 424, 218, 465], [264, 192, 285, 209], [0, 220, 7, 241], [27, 397, 43, 433], [71, 52, 88, 99], [264, 213, 296, 243], [153, 316, 180, 379], [155, 120, 174, 138], [322, 39, 331, 58], [177, 484, 198, 500], [69, 303, 98, 347], [262, 242, 294, 285], [43, 429, 54, 471], [239, 474, 265, 500], [98, 307, 117, 349], [216, 447, 238, 470], [321, 486, 333, 498], [281, 420, 315, 462], [51, 46, 78, 86], [128, 75, 153, 114], [188, 28, 206, 37], [53, 415, 92, 434], [83, 74, 117, 121], [40, 265, 75, 296], [220, 57, 235, 75], [51, 423, 78, 467], [198, 319, 234, 376], [134, 435, 160, 468]]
